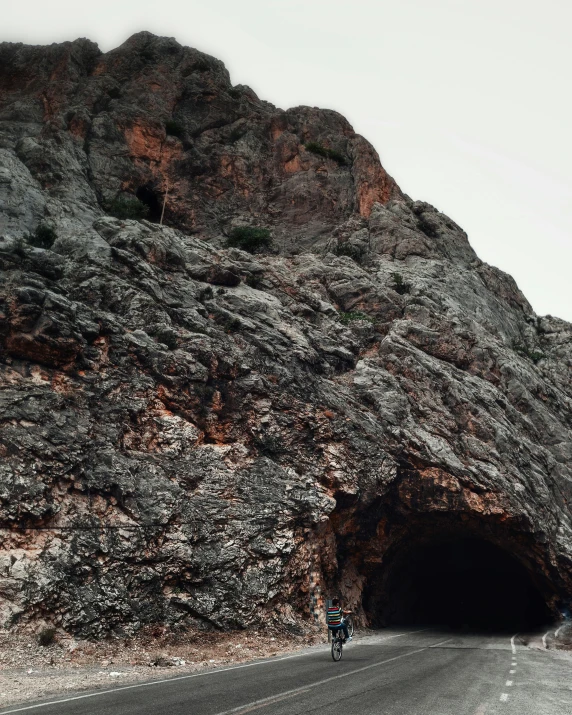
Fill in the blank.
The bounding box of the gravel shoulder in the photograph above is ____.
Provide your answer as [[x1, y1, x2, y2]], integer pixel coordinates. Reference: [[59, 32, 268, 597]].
[[0, 625, 323, 709]]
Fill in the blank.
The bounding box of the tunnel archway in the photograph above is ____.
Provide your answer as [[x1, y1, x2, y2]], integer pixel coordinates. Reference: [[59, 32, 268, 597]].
[[363, 534, 553, 631]]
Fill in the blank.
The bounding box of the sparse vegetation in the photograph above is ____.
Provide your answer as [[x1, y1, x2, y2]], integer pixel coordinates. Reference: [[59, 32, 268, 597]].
[[198, 286, 214, 301], [392, 272, 411, 295], [223, 316, 241, 333], [305, 142, 348, 166], [27, 224, 57, 249], [37, 627, 56, 647], [339, 311, 374, 325], [226, 226, 272, 253], [107, 195, 149, 221], [165, 120, 185, 139], [512, 341, 544, 364], [334, 242, 364, 260], [253, 433, 284, 457], [245, 273, 263, 289]]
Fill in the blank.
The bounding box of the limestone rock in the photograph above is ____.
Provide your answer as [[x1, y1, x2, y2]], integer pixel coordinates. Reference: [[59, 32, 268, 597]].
[[0, 34, 571, 637]]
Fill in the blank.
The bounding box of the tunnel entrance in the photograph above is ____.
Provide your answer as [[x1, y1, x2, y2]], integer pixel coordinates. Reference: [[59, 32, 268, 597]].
[[136, 184, 163, 223], [364, 535, 552, 631]]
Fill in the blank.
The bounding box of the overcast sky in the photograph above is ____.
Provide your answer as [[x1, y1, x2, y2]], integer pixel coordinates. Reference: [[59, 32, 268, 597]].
[[5, 0, 571, 320]]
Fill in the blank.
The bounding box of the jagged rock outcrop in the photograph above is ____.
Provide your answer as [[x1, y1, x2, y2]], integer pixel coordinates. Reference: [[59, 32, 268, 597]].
[[0, 33, 571, 637]]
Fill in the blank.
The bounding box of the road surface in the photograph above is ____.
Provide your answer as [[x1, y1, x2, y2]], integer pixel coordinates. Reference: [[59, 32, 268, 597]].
[[1, 628, 571, 715]]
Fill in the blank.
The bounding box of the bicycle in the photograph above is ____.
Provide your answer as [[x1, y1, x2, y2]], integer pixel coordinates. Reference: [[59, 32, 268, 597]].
[[330, 617, 349, 662]]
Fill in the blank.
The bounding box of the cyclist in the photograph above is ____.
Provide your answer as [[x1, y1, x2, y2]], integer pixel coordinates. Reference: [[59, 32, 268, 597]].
[[327, 598, 352, 642]]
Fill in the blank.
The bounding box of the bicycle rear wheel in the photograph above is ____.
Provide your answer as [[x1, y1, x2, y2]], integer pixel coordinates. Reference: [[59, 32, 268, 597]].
[[331, 637, 343, 661]]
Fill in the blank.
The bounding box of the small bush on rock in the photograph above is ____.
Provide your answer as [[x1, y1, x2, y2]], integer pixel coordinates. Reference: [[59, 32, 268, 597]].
[[339, 311, 374, 324], [305, 142, 348, 166], [226, 227, 272, 253], [253, 433, 284, 457], [512, 341, 544, 364], [38, 627, 56, 646], [27, 224, 57, 249], [107, 195, 150, 221], [392, 272, 411, 295], [198, 286, 214, 302], [245, 273, 263, 289], [334, 242, 364, 260], [223, 316, 241, 333]]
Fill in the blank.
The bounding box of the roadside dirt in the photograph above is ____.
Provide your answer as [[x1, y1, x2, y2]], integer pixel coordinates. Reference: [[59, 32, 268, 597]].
[[0, 624, 324, 709]]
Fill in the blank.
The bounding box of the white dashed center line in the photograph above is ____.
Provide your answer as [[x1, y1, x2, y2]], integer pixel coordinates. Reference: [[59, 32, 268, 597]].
[[500, 693, 509, 702], [506, 680, 513, 687], [509, 669, 516, 674], [510, 634, 518, 654]]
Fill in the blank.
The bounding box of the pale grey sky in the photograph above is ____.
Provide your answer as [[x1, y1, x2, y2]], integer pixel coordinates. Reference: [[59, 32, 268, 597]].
[[5, 0, 572, 320]]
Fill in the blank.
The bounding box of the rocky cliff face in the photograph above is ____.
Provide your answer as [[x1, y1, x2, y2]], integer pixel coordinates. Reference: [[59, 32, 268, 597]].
[[0, 32, 571, 637]]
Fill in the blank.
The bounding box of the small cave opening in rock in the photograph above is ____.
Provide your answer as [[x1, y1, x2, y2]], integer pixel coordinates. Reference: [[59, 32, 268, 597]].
[[136, 184, 164, 223], [364, 535, 552, 632]]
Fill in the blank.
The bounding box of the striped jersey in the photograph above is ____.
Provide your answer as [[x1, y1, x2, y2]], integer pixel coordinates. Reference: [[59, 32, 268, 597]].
[[327, 606, 342, 626]]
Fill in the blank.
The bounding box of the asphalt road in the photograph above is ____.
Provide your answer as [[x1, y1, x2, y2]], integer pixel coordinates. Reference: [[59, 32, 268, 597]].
[[1, 628, 571, 715]]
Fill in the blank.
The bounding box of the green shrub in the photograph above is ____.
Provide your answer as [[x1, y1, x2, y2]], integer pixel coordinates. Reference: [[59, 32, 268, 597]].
[[305, 142, 348, 166], [512, 341, 544, 364], [334, 242, 364, 260], [27, 224, 57, 249], [38, 627, 56, 647], [392, 272, 410, 295], [107, 195, 149, 221], [253, 433, 284, 457], [226, 227, 272, 253], [165, 120, 185, 139], [245, 273, 263, 289], [222, 316, 241, 333], [339, 311, 374, 325], [198, 286, 214, 302]]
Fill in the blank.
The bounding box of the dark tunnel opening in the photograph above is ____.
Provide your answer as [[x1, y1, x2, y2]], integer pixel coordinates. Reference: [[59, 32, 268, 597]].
[[136, 184, 163, 223], [364, 536, 552, 631]]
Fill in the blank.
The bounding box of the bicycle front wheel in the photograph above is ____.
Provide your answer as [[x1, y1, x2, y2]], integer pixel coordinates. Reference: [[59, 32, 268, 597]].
[[346, 617, 354, 637], [331, 637, 343, 662]]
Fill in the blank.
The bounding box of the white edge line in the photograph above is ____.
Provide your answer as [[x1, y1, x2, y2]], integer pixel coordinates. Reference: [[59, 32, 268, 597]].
[[0, 629, 427, 714], [0, 651, 319, 715], [542, 631, 550, 649], [555, 625, 564, 638]]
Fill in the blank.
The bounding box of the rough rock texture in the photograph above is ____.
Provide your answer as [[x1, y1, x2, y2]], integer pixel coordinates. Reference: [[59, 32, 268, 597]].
[[0, 33, 571, 637]]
